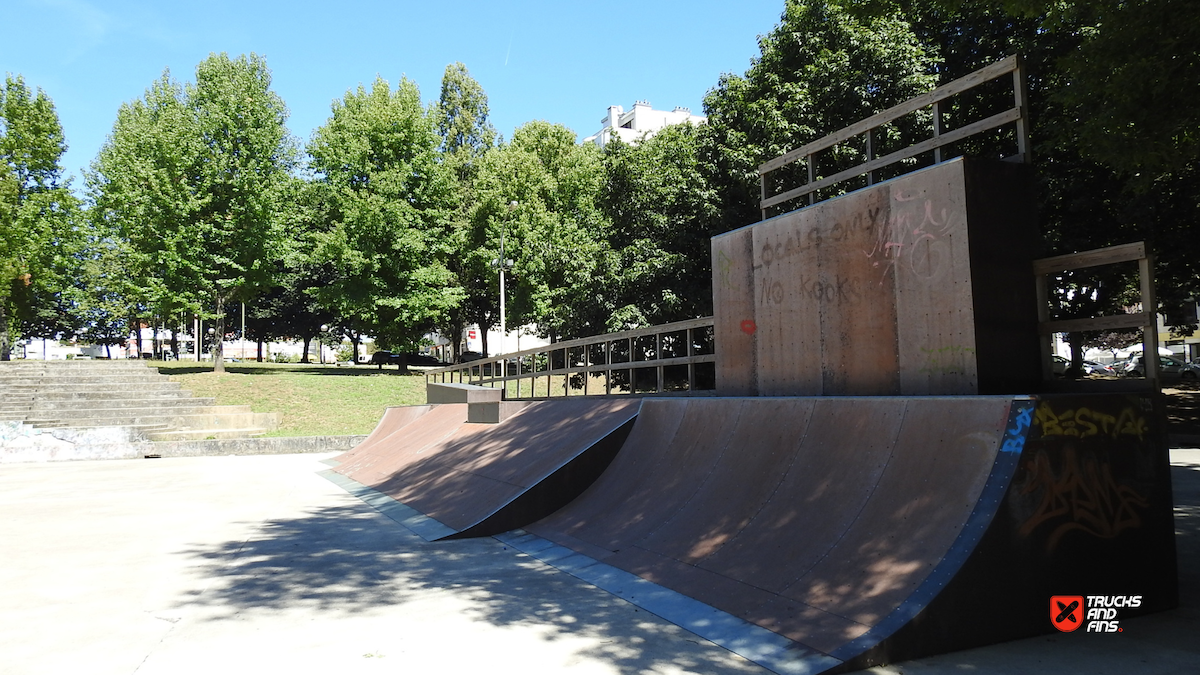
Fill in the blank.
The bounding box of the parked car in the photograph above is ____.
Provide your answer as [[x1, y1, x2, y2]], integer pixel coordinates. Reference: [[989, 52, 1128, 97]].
[[1083, 360, 1115, 375], [404, 353, 446, 367], [1123, 354, 1200, 379], [368, 351, 407, 369]]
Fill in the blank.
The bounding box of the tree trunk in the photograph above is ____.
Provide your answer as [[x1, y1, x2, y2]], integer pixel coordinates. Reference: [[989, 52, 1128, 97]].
[[351, 332, 361, 364], [132, 313, 143, 358], [257, 338, 264, 362], [213, 294, 226, 374], [300, 335, 312, 363], [1067, 331, 1085, 379], [0, 300, 10, 361], [480, 325, 490, 358], [170, 321, 179, 360]]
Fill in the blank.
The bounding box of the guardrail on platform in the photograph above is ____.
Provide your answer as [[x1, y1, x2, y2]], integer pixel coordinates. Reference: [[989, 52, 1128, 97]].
[[1033, 241, 1158, 385], [426, 317, 716, 399], [759, 54, 1031, 217]]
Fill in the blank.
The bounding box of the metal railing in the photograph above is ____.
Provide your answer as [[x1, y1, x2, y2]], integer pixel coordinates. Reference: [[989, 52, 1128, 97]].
[[426, 317, 716, 399], [759, 54, 1031, 218]]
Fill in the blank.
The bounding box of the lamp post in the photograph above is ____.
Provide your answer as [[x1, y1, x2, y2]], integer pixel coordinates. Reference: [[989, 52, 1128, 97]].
[[319, 324, 329, 364], [207, 327, 215, 361], [490, 201, 517, 357]]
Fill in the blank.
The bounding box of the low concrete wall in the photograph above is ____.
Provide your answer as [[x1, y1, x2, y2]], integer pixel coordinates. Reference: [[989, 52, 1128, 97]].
[[146, 435, 367, 458], [1, 421, 365, 463]]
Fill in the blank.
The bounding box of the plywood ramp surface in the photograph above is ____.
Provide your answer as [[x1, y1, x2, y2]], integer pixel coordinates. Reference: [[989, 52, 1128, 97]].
[[526, 396, 1016, 659], [335, 398, 640, 536]]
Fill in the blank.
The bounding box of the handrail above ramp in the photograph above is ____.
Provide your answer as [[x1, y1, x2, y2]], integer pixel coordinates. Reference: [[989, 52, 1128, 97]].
[[759, 54, 1031, 217], [426, 317, 716, 399]]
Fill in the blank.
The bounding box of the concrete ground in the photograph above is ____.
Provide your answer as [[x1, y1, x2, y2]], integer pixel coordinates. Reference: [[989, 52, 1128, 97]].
[[1, 450, 1197, 675]]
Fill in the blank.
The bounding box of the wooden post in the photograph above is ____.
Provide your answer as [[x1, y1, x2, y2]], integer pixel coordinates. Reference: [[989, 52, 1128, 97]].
[[1035, 273, 1054, 381], [1141, 255, 1159, 386], [687, 327, 696, 392], [761, 172, 768, 222], [865, 128, 876, 186], [932, 100, 944, 164], [1013, 54, 1032, 164], [807, 155, 816, 206], [605, 340, 612, 395], [656, 332, 664, 393]]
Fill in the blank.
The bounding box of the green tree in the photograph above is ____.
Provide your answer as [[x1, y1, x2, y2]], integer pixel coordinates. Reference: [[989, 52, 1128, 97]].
[[1, 74, 79, 360], [836, 0, 1200, 364], [472, 121, 611, 342], [88, 71, 196, 358], [89, 54, 295, 372], [434, 63, 497, 359], [701, 0, 938, 227], [186, 53, 295, 372], [600, 123, 719, 328], [307, 76, 460, 356]]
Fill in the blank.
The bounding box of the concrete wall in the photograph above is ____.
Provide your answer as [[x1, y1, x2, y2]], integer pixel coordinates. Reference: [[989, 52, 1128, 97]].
[[712, 158, 1040, 396]]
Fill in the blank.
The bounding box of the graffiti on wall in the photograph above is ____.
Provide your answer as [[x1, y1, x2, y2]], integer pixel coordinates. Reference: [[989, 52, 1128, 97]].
[[1016, 446, 1149, 553], [717, 250, 735, 290], [751, 187, 965, 309], [1035, 402, 1148, 441], [918, 345, 976, 376], [861, 191, 960, 285]]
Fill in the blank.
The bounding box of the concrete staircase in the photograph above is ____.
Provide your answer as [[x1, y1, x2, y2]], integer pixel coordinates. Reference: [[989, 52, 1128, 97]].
[[0, 360, 279, 441]]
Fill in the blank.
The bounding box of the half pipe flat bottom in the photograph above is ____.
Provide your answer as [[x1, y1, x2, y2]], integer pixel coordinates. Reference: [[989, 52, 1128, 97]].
[[524, 394, 1176, 672]]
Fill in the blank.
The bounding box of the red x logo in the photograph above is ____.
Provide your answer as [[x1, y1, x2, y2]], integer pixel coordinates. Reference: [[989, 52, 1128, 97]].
[[1051, 595, 1084, 632]]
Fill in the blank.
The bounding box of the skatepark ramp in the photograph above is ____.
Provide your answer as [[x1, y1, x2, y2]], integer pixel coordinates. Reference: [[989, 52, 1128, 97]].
[[328, 56, 1176, 672], [331, 398, 639, 539], [516, 394, 1176, 672]]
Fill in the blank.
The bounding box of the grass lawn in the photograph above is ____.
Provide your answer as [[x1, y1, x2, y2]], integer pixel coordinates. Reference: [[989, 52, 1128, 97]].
[[154, 361, 428, 437]]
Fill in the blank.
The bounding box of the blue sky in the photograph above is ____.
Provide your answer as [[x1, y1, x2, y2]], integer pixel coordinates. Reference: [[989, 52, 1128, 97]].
[[3, 0, 787, 189]]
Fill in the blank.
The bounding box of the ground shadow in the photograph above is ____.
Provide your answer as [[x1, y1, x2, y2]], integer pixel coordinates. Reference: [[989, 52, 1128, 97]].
[[175, 502, 764, 674]]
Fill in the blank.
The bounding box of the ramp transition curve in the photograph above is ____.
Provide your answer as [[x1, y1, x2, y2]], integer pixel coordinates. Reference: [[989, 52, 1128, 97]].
[[333, 398, 639, 539], [523, 394, 1176, 672]]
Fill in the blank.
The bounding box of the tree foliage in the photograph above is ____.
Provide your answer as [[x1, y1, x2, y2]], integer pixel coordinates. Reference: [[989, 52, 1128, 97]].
[[599, 124, 718, 328], [89, 53, 294, 371], [307, 76, 460, 352], [434, 63, 496, 359], [469, 121, 613, 342], [1, 74, 80, 360], [702, 0, 938, 225]]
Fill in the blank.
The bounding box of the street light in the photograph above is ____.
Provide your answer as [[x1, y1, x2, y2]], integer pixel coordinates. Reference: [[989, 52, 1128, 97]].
[[320, 324, 329, 364], [207, 327, 215, 361], [490, 201, 517, 356]]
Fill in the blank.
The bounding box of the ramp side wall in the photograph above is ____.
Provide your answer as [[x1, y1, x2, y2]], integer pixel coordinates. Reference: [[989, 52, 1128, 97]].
[[841, 393, 1177, 669]]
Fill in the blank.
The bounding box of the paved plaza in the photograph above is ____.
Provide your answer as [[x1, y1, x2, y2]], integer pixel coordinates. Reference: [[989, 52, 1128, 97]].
[[1, 450, 1197, 675]]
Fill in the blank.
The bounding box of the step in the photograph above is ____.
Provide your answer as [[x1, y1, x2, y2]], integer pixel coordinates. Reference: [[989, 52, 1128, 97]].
[[17, 404, 246, 426], [23, 409, 277, 432], [0, 374, 170, 386], [0, 388, 193, 402], [146, 428, 270, 442], [31, 422, 174, 437], [12, 397, 218, 412], [0, 362, 156, 372], [0, 376, 181, 386], [0, 381, 185, 395]]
